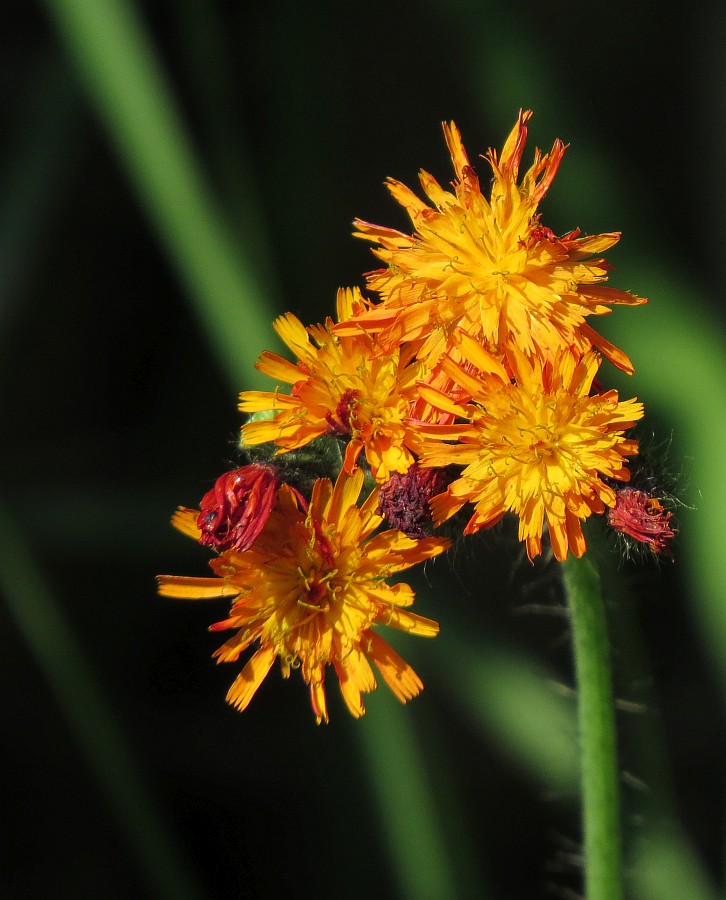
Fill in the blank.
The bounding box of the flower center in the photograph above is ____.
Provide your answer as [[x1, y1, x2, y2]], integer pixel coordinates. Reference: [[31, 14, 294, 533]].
[[326, 388, 359, 435], [296, 566, 338, 613], [526, 428, 558, 460]]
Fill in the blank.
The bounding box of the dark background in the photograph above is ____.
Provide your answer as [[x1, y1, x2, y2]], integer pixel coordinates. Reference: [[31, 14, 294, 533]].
[[1, 2, 725, 898]]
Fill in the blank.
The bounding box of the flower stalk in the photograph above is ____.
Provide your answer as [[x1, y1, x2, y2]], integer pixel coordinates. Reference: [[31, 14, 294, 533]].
[[562, 552, 623, 900]]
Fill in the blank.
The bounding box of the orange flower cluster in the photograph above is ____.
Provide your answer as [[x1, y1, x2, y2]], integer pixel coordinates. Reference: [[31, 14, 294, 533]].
[[241, 110, 651, 562], [159, 110, 671, 722]]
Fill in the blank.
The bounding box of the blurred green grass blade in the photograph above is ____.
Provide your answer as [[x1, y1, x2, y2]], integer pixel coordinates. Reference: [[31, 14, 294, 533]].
[[0, 503, 205, 899], [42, 0, 279, 390], [171, 0, 275, 258], [411, 704, 493, 897], [357, 691, 463, 900], [0, 54, 81, 327], [630, 828, 718, 900], [433, 621, 579, 792]]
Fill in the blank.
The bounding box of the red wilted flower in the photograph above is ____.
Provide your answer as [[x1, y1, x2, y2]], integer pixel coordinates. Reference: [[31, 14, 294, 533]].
[[377, 464, 454, 539], [607, 487, 676, 557], [197, 463, 282, 553]]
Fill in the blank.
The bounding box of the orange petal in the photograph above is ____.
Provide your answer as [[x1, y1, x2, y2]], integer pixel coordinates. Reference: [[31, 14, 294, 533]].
[[579, 322, 635, 374], [156, 575, 239, 600], [170, 507, 201, 541], [367, 631, 423, 702], [225, 644, 276, 712]]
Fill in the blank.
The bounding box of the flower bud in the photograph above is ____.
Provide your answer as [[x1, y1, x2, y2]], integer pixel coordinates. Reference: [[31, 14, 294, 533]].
[[607, 487, 676, 558], [377, 465, 454, 539], [197, 464, 280, 552]]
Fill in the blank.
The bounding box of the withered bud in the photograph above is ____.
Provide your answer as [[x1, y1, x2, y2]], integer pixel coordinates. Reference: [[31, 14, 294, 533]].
[[377, 464, 454, 539], [607, 487, 676, 559], [197, 463, 280, 553]]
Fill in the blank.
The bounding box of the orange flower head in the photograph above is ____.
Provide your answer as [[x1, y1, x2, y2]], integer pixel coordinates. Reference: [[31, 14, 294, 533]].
[[239, 287, 428, 482], [414, 330, 644, 561], [349, 110, 646, 372], [158, 469, 450, 723]]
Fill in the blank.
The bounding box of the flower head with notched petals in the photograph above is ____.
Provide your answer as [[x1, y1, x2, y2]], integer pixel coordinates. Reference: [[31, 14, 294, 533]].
[[414, 331, 644, 561], [346, 110, 646, 372], [157, 469, 449, 723], [239, 287, 428, 482]]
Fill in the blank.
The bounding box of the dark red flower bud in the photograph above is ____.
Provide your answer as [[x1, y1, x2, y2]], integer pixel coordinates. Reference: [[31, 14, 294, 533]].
[[607, 487, 676, 558], [197, 464, 280, 552], [377, 464, 454, 539]]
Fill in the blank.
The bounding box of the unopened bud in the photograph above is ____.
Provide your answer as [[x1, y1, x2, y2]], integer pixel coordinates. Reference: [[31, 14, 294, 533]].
[[197, 463, 280, 552], [607, 487, 676, 558]]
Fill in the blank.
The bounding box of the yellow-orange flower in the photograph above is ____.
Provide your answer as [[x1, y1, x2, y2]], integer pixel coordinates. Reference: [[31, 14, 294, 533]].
[[414, 331, 644, 561], [157, 470, 449, 723], [239, 287, 427, 482], [347, 110, 646, 372]]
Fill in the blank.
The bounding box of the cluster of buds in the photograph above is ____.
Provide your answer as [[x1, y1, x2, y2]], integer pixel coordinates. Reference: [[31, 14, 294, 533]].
[[159, 111, 677, 722]]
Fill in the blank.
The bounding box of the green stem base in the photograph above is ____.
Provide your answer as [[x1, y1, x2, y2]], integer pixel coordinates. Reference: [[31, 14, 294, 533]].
[[562, 553, 623, 900]]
